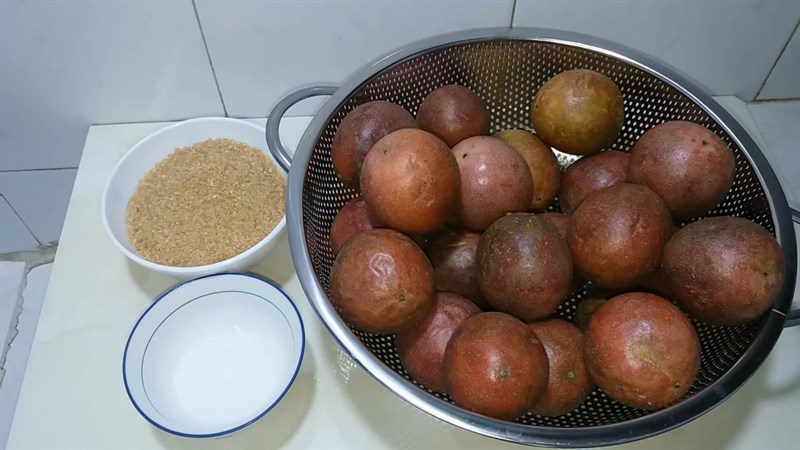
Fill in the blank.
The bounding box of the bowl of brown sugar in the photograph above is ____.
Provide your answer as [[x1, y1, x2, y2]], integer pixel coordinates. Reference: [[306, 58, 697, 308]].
[[102, 118, 286, 279]]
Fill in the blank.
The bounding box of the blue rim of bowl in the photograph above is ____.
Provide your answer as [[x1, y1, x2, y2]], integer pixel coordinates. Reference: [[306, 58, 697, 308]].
[[122, 272, 306, 438]]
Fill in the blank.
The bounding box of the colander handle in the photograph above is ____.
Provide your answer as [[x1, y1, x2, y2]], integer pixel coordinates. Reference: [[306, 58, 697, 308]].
[[266, 85, 339, 172], [786, 208, 800, 327]]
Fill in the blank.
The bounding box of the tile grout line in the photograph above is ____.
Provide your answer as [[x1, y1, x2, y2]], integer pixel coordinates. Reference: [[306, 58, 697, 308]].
[[748, 97, 800, 105], [0, 167, 78, 173], [0, 194, 40, 246], [91, 114, 314, 127], [191, 0, 228, 117], [92, 118, 188, 126], [755, 18, 800, 100]]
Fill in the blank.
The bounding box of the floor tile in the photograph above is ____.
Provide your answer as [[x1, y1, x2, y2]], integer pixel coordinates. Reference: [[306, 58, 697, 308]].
[[0, 263, 51, 450], [0, 261, 25, 350]]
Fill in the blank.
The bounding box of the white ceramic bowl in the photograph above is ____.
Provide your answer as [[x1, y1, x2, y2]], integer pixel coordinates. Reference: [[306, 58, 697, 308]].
[[123, 273, 305, 437], [102, 117, 286, 280]]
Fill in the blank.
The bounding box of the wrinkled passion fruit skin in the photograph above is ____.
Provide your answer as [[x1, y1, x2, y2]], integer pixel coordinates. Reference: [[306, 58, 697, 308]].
[[662, 216, 785, 326], [477, 213, 572, 321], [417, 84, 490, 147], [397, 292, 481, 393], [330, 229, 434, 334], [531, 69, 624, 155], [559, 150, 630, 215], [444, 312, 549, 419], [627, 120, 735, 220], [332, 100, 417, 183], [573, 297, 607, 332], [568, 183, 671, 288], [360, 129, 460, 234], [427, 230, 489, 309], [329, 198, 382, 255], [495, 129, 561, 211], [538, 212, 570, 240], [453, 136, 533, 231], [528, 319, 594, 417], [584, 292, 700, 410]]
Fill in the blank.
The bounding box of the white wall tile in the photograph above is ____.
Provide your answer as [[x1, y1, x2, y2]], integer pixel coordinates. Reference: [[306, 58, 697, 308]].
[[0, 198, 38, 253], [0, 170, 78, 244], [758, 26, 800, 100], [195, 0, 514, 117], [0, 1, 224, 171], [513, 0, 800, 100]]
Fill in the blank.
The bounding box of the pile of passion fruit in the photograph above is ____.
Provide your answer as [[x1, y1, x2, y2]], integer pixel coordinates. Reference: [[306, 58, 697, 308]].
[[326, 69, 786, 419]]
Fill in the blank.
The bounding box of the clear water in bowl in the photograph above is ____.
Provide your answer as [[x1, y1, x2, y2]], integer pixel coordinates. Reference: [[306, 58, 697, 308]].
[[141, 291, 295, 431]]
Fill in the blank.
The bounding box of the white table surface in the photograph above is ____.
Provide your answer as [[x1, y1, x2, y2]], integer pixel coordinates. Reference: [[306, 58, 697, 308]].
[[7, 100, 800, 450]]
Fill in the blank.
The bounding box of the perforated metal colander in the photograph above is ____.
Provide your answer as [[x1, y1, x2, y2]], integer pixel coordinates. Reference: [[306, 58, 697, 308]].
[[266, 28, 798, 447]]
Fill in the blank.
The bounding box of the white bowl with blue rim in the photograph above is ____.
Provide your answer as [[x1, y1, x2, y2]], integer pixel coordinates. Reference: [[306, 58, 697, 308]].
[[123, 273, 304, 437]]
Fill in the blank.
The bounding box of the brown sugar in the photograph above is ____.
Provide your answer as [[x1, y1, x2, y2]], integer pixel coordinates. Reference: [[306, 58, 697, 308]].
[[126, 138, 285, 266]]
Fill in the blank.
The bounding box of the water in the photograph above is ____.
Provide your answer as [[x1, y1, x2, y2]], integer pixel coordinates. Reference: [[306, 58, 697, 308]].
[[142, 291, 296, 433]]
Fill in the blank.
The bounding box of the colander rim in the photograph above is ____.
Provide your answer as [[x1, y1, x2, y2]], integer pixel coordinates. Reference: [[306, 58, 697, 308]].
[[284, 27, 798, 447]]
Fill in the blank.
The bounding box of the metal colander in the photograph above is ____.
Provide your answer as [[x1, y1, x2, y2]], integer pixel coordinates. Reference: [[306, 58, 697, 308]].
[[266, 28, 798, 447]]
